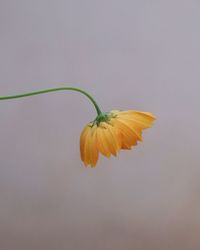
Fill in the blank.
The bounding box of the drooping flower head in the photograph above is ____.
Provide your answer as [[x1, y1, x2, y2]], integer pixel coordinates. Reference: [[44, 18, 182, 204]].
[[80, 110, 155, 167], [0, 86, 156, 168]]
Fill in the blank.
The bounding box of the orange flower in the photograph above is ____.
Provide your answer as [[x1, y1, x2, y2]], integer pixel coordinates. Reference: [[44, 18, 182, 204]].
[[80, 110, 155, 167], [0, 87, 156, 168]]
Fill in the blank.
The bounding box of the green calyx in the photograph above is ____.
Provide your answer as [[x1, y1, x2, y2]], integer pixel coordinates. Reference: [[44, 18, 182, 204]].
[[93, 112, 110, 126]]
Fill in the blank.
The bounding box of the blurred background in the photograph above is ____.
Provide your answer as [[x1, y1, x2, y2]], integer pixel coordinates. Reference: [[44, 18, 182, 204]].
[[0, 0, 200, 249]]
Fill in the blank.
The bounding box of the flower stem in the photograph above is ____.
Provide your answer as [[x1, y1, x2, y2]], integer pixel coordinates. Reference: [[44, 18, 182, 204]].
[[0, 87, 102, 115]]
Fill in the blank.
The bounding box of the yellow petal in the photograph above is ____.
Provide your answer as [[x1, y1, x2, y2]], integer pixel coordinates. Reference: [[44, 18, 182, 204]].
[[100, 122, 119, 156], [89, 126, 99, 167], [107, 124, 122, 152], [111, 118, 138, 148], [83, 127, 93, 166], [116, 117, 142, 141], [96, 124, 111, 157], [80, 125, 91, 163], [118, 111, 155, 129]]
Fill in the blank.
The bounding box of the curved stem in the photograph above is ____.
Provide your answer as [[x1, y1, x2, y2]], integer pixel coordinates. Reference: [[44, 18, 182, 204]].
[[0, 87, 102, 115]]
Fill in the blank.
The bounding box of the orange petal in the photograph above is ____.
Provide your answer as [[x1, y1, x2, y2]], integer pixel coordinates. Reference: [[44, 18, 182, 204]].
[[100, 122, 119, 156], [107, 124, 121, 152], [80, 125, 91, 164], [111, 118, 138, 148], [96, 125, 111, 158], [121, 141, 133, 149], [117, 118, 142, 141], [118, 111, 155, 129], [84, 128, 93, 166], [89, 126, 99, 167]]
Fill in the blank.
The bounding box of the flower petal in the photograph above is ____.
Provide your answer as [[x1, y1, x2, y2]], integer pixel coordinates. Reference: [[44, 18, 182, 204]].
[[84, 128, 93, 166], [118, 111, 155, 129], [116, 117, 142, 141], [89, 126, 99, 167], [80, 125, 91, 164], [100, 122, 120, 156], [110, 118, 138, 148], [96, 124, 111, 157]]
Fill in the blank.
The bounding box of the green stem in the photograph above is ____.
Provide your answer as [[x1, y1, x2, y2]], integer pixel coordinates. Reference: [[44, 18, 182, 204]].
[[0, 87, 102, 115]]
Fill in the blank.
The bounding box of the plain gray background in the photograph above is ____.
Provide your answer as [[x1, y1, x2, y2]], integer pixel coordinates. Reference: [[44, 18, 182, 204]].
[[0, 0, 199, 249]]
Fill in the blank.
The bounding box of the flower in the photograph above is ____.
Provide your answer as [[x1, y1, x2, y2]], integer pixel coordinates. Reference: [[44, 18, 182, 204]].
[[80, 110, 155, 167], [0, 86, 156, 168]]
